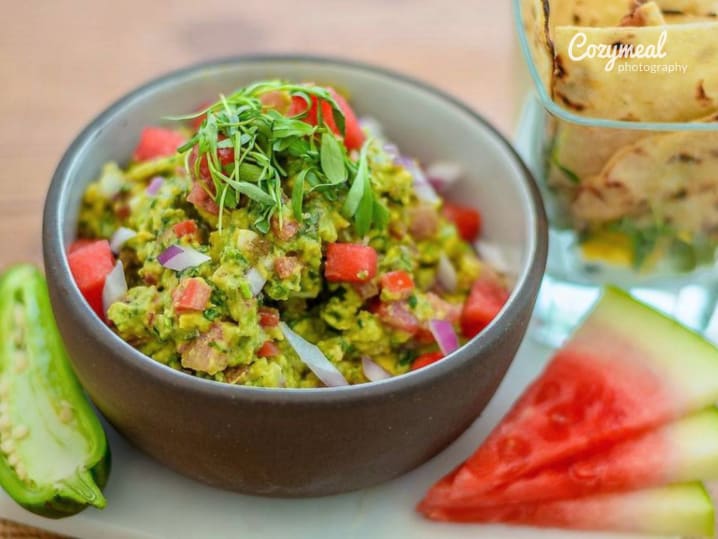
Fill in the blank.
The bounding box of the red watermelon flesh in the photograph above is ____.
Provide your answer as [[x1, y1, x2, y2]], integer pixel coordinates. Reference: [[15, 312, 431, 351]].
[[422, 482, 715, 537], [421, 407, 718, 510], [423, 288, 718, 508]]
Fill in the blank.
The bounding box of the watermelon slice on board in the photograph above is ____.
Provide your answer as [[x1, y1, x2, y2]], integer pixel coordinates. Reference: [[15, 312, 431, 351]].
[[420, 288, 718, 521], [424, 482, 715, 537], [423, 407, 718, 510]]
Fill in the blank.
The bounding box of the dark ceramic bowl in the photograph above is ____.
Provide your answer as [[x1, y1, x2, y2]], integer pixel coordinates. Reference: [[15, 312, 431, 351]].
[[42, 56, 547, 497]]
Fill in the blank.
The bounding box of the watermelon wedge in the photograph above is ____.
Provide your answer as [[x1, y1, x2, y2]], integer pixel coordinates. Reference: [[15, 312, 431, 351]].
[[423, 482, 715, 537], [422, 407, 718, 510], [425, 288, 718, 507]]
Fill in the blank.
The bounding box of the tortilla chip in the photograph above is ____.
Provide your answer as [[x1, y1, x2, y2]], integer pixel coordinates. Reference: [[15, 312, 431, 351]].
[[550, 0, 718, 28], [619, 2, 667, 25], [548, 121, 648, 190], [520, 0, 555, 96], [572, 114, 718, 236], [552, 23, 718, 121]]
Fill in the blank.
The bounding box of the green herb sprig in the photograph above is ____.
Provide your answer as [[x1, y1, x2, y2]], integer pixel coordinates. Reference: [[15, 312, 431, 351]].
[[170, 80, 387, 235]]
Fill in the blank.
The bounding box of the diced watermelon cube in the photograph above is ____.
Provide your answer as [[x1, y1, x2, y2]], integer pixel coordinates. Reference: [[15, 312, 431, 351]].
[[67, 240, 115, 318], [132, 127, 185, 162], [172, 277, 212, 314], [460, 274, 509, 338]]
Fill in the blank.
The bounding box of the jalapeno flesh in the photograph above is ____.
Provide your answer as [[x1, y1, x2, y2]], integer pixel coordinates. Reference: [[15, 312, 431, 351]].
[[0, 264, 109, 518]]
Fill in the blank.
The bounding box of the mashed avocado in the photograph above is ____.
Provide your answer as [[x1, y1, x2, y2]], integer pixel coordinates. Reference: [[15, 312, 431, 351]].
[[76, 81, 501, 388]]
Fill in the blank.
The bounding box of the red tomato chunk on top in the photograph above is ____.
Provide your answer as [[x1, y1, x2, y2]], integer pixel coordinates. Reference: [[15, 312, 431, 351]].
[[324, 243, 378, 283], [172, 277, 212, 314], [187, 183, 219, 216], [132, 127, 186, 162], [460, 275, 510, 339], [288, 87, 365, 151], [188, 137, 235, 185], [67, 239, 115, 319]]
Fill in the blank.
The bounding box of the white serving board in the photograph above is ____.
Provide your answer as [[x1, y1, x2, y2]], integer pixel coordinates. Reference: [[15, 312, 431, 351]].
[[0, 333, 667, 539], [5, 96, 715, 538]]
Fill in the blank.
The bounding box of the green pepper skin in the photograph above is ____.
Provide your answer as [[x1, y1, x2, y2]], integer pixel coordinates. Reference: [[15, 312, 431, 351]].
[[0, 264, 110, 518]]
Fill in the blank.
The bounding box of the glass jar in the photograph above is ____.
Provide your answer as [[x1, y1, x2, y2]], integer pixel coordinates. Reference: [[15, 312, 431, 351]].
[[513, 0, 718, 344]]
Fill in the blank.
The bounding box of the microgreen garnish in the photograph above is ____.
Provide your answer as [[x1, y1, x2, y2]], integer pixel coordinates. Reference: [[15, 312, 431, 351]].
[[342, 142, 389, 235], [170, 80, 384, 235]]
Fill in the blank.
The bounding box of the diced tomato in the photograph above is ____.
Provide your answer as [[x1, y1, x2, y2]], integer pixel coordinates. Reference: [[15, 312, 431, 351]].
[[188, 137, 235, 185], [67, 240, 115, 318], [372, 301, 421, 335], [187, 182, 219, 215], [173, 220, 198, 238], [324, 243, 378, 283], [288, 87, 364, 151], [172, 277, 212, 314], [289, 94, 329, 127], [132, 127, 186, 162], [68, 239, 96, 254], [257, 340, 280, 358], [329, 90, 364, 151], [411, 352, 444, 371], [380, 271, 414, 301], [258, 307, 280, 328], [443, 203, 482, 242], [288, 95, 314, 120], [460, 275, 510, 339]]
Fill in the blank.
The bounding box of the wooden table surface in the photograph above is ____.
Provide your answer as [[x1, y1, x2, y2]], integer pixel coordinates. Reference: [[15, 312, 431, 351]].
[[0, 1, 524, 536]]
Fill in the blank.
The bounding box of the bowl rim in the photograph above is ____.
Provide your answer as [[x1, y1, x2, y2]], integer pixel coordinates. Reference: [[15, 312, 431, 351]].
[[43, 53, 548, 404]]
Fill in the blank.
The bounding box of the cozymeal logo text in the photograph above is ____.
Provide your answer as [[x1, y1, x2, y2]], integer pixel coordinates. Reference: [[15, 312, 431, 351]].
[[567, 30, 686, 74]]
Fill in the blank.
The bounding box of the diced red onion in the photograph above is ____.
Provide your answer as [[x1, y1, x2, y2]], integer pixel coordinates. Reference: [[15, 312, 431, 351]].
[[245, 267, 267, 297], [426, 161, 463, 192], [157, 245, 183, 265], [280, 322, 348, 387], [109, 227, 137, 254], [437, 254, 458, 293], [146, 176, 164, 195], [429, 319, 460, 355], [102, 260, 127, 314], [158, 245, 211, 271], [361, 356, 391, 382], [398, 156, 439, 203]]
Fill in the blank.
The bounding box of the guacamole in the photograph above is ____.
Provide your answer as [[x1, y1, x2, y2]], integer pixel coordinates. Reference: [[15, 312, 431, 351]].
[[72, 81, 508, 388]]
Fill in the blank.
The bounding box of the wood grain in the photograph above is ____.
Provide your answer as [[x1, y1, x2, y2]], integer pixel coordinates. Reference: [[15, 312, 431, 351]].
[[0, 1, 523, 535]]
